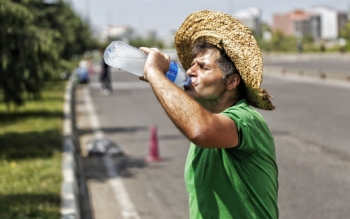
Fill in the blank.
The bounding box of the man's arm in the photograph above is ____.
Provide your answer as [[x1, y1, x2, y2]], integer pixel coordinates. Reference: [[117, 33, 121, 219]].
[[141, 47, 239, 148]]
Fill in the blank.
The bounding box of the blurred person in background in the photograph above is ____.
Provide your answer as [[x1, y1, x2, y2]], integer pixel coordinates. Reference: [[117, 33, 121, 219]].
[[100, 58, 112, 95], [75, 60, 89, 84]]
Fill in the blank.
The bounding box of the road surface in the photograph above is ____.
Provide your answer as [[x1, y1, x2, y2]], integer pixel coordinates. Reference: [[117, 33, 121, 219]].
[[76, 58, 350, 219]]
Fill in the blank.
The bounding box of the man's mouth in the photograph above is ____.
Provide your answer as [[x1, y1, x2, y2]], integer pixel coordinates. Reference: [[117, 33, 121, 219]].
[[184, 85, 192, 91]]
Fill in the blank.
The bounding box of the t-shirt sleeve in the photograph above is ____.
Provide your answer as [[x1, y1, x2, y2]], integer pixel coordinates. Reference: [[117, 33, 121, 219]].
[[221, 107, 260, 155]]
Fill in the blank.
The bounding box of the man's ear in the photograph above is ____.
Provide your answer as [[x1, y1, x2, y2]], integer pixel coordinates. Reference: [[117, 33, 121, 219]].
[[225, 74, 241, 91]]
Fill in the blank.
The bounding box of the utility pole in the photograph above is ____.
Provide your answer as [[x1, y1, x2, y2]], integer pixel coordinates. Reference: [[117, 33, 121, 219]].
[[228, 0, 234, 15]]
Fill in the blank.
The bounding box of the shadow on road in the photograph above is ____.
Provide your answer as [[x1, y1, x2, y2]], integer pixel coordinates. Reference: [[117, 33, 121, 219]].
[[78, 126, 149, 135]]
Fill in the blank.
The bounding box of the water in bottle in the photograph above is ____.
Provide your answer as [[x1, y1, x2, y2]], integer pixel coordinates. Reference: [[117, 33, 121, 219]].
[[103, 41, 191, 87], [104, 41, 146, 77]]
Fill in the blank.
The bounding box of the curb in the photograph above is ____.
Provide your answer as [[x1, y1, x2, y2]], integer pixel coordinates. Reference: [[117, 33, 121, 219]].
[[264, 65, 350, 82], [61, 77, 81, 219]]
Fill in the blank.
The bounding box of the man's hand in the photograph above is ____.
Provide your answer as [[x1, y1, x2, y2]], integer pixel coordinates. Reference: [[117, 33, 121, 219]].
[[138, 47, 170, 83]]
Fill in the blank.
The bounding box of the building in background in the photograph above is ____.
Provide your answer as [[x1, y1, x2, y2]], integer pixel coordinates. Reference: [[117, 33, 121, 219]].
[[273, 9, 310, 38], [273, 6, 348, 41], [307, 5, 347, 41], [234, 7, 262, 37], [145, 29, 157, 39], [99, 25, 134, 43], [97, 5, 349, 47]]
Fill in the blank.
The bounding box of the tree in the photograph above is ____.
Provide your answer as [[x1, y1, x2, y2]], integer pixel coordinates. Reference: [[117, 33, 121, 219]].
[[31, 0, 98, 59], [339, 21, 350, 51], [0, 0, 98, 106], [0, 0, 61, 105], [340, 21, 350, 39], [270, 30, 298, 52]]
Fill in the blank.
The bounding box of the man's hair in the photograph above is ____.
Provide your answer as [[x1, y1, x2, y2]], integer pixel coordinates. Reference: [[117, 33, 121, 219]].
[[191, 38, 246, 97]]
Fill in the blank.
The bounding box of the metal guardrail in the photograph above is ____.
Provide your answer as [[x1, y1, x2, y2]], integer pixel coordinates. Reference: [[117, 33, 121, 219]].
[[264, 65, 350, 82], [61, 76, 81, 219], [263, 53, 350, 62]]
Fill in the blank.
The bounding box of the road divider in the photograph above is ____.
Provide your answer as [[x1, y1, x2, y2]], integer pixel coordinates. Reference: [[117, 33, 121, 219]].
[[61, 77, 81, 219], [264, 65, 350, 82]]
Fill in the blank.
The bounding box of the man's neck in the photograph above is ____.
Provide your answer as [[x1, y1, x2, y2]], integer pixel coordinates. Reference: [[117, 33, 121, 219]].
[[200, 97, 241, 113]]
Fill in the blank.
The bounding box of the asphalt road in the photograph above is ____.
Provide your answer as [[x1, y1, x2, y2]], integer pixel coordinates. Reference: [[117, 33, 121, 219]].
[[259, 75, 350, 219], [76, 59, 350, 219]]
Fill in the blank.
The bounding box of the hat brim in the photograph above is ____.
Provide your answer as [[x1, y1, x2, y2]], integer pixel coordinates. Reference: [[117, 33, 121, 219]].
[[175, 10, 275, 110]]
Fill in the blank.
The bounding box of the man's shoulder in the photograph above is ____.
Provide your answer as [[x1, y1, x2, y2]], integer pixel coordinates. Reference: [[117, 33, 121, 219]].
[[222, 99, 252, 114], [222, 99, 265, 122]]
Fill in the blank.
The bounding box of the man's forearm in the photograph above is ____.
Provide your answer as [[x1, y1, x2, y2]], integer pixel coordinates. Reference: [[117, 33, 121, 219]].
[[147, 70, 212, 141]]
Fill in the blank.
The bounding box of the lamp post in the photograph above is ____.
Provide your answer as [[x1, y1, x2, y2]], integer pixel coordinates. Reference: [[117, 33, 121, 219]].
[[85, 0, 91, 23]]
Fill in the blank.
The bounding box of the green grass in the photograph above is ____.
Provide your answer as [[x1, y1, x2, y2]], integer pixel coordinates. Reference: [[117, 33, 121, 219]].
[[0, 81, 66, 219]]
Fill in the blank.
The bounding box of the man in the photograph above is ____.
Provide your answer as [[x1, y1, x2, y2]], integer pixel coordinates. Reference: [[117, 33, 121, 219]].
[[140, 10, 278, 219]]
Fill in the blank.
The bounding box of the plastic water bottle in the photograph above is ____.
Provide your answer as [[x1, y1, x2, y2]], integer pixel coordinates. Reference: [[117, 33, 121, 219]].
[[103, 41, 191, 87]]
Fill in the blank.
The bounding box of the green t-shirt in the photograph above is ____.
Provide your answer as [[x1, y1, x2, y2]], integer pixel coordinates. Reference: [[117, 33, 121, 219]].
[[184, 99, 278, 219]]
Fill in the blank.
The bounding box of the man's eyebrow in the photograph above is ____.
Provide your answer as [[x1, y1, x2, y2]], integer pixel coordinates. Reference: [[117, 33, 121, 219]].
[[192, 59, 206, 66]]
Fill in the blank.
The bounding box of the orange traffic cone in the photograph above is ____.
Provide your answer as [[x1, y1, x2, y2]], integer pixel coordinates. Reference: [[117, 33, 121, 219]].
[[146, 125, 161, 162]]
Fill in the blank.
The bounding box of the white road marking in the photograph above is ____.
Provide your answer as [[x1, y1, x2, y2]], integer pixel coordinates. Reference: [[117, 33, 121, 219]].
[[83, 87, 141, 219]]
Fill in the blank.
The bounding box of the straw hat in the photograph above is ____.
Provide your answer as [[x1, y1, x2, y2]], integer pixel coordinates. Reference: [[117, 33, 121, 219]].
[[175, 10, 275, 110]]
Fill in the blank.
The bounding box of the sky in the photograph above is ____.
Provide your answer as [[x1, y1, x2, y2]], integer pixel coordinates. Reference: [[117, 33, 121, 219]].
[[69, 0, 350, 37]]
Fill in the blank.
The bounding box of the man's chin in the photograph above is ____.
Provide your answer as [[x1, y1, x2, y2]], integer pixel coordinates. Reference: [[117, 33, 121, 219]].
[[184, 88, 195, 96]]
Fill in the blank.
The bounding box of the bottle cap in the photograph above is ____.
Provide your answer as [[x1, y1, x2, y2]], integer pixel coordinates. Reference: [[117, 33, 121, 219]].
[[183, 77, 192, 87]]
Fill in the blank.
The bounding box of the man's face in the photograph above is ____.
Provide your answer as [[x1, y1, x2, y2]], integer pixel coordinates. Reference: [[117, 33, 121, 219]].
[[184, 49, 226, 102]]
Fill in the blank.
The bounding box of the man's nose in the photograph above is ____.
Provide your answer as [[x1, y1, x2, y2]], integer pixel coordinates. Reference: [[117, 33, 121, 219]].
[[186, 65, 197, 76]]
